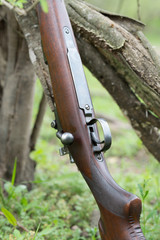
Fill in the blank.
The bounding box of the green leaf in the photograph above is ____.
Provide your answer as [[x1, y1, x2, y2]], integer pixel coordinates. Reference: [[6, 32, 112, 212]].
[[37, 227, 54, 236], [143, 190, 149, 200], [1, 207, 17, 226], [13, 229, 21, 237], [4, 182, 15, 198], [40, 0, 48, 13], [14, 184, 27, 194], [138, 183, 144, 198], [53, 219, 58, 226], [33, 222, 41, 240], [12, 158, 17, 186]]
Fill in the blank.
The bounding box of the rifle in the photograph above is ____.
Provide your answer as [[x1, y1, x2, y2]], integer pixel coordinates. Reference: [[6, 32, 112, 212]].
[[37, 0, 145, 239]]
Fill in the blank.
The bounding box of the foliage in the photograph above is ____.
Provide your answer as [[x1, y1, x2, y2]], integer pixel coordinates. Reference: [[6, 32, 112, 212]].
[[0, 0, 48, 13], [3, 0, 27, 9], [0, 159, 99, 239], [1, 207, 17, 227], [39, 0, 48, 13]]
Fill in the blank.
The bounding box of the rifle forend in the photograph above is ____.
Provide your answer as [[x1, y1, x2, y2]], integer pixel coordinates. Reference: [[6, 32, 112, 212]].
[[37, 0, 146, 239]]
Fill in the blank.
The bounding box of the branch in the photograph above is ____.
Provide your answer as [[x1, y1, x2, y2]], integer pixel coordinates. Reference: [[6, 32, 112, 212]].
[[0, 0, 26, 15], [0, 0, 40, 15], [25, 0, 39, 13], [30, 92, 47, 151], [17, 221, 29, 232], [0, 211, 4, 216], [137, 0, 141, 21]]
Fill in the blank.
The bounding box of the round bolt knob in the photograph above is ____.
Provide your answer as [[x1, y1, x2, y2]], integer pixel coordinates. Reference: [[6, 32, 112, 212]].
[[61, 132, 74, 145]]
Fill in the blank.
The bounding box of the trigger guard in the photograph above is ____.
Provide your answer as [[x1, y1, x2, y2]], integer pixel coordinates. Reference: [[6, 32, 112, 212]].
[[87, 118, 112, 153]]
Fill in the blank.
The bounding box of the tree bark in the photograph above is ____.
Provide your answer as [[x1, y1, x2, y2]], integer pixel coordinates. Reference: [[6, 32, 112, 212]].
[[0, 7, 36, 186]]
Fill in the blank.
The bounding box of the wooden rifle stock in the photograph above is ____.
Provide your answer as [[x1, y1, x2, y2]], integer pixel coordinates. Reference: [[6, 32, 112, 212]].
[[37, 0, 145, 239]]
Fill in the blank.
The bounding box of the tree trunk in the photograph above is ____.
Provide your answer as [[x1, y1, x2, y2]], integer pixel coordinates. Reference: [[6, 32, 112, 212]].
[[0, 7, 36, 186]]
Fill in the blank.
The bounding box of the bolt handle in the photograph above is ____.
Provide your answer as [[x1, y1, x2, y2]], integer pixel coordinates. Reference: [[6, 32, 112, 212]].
[[56, 131, 74, 145]]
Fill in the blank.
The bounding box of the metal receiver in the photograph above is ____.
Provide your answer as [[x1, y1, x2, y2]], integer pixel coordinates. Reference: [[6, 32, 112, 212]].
[[51, 26, 112, 162]]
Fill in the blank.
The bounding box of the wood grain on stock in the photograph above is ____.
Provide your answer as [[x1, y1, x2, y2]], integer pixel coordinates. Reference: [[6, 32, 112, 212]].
[[37, 0, 145, 239]]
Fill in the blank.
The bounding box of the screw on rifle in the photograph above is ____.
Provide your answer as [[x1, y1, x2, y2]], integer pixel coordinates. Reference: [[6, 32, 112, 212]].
[[97, 155, 102, 161], [85, 104, 90, 110], [65, 28, 69, 34], [51, 120, 57, 129]]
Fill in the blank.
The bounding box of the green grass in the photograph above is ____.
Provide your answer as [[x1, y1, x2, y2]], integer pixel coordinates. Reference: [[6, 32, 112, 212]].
[[0, 68, 159, 239]]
